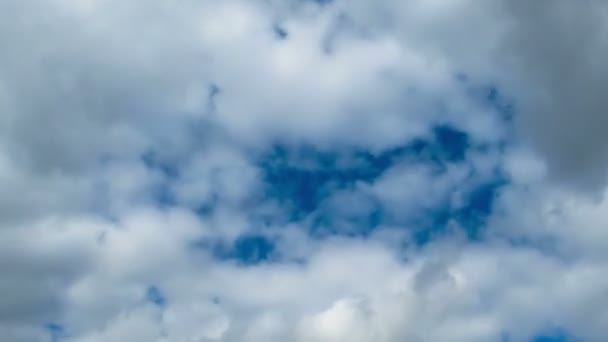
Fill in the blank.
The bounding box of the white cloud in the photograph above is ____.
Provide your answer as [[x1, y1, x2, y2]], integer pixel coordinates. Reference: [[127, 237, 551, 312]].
[[1, 0, 608, 341]]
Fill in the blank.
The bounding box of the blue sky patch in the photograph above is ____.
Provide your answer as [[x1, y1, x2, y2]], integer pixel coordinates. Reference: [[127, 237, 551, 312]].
[[258, 144, 383, 220], [453, 177, 508, 239], [484, 85, 515, 122], [258, 125, 472, 223], [457, 75, 515, 123], [45, 323, 66, 342], [146, 285, 167, 307], [141, 151, 178, 207], [432, 125, 470, 163], [530, 327, 578, 342], [197, 235, 277, 265], [413, 173, 507, 245], [533, 337, 570, 342], [273, 24, 288, 40]]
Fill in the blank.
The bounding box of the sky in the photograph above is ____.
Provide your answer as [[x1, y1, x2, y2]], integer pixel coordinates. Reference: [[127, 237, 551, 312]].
[[1, 0, 608, 341]]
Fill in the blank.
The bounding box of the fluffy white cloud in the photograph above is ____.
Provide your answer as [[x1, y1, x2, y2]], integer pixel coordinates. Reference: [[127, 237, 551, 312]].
[[17, 224, 603, 341], [2, 0, 608, 341]]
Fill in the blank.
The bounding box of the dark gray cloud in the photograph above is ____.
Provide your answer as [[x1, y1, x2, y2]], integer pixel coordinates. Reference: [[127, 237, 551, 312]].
[[499, 0, 608, 191]]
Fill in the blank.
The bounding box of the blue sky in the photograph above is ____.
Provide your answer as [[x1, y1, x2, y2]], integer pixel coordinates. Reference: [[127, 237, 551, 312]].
[[2, 0, 608, 341]]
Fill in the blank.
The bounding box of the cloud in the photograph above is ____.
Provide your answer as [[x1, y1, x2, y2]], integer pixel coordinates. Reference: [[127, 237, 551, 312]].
[[497, 1, 608, 191], [1, 0, 608, 341]]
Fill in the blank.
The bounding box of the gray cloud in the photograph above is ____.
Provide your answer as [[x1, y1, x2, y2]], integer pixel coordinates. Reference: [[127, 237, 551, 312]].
[[1, 0, 608, 341], [499, 0, 608, 191]]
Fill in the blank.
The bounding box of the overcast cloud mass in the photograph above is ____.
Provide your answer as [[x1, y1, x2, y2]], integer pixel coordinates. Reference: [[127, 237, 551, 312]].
[[1, 0, 608, 341]]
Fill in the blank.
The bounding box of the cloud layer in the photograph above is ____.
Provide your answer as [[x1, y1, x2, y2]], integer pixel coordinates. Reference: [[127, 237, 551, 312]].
[[1, 0, 608, 341]]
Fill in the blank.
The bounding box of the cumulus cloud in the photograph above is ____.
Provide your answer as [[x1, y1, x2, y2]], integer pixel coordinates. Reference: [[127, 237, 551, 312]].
[[498, 1, 608, 191], [1, 0, 608, 341]]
